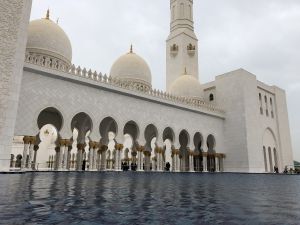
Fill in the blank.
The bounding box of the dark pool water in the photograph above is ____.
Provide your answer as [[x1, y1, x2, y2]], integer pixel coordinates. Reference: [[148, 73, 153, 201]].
[[0, 172, 300, 225]]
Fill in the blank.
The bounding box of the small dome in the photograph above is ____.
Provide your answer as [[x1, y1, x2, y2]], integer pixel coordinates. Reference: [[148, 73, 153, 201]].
[[26, 11, 72, 65], [110, 47, 152, 90], [169, 73, 203, 100]]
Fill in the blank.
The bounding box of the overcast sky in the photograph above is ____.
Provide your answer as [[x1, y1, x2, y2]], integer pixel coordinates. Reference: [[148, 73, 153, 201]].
[[30, 0, 300, 161]]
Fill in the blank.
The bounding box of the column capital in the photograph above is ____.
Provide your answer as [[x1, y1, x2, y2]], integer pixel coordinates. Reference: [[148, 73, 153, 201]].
[[220, 153, 226, 158], [155, 147, 164, 153], [94, 142, 101, 149], [115, 144, 124, 151], [23, 136, 31, 144], [100, 145, 108, 152], [77, 143, 86, 150], [172, 149, 180, 155], [138, 146, 145, 152], [188, 149, 194, 156], [59, 139, 66, 146], [202, 152, 208, 157], [89, 141, 96, 149], [65, 139, 72, 147], [29, 136, 36, 144], [194, 151, 200, 156], [143, 151, 151, 156]]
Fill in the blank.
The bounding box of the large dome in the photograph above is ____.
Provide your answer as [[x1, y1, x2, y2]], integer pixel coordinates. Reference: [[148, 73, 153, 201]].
[[26, 11, 72, 65], [169, 73, 203, 100], [110, 47, 152, 91]]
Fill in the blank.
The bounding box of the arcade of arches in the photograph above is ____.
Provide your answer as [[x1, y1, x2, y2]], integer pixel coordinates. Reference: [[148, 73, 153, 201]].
[[10, 107, 225, 172]]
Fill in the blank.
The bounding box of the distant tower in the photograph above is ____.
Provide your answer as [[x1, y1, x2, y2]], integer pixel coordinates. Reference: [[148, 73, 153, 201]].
[[166, 0, 199, 91]]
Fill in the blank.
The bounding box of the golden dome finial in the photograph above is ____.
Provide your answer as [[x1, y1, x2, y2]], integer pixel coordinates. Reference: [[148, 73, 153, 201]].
[[45, 8, 50, 20], [130, 44, 133, 53]]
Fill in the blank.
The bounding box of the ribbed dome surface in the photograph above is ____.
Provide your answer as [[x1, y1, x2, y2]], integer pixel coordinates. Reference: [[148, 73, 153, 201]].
[[110, 51, 152, 87], [169, 74, 202, 99], [26, 17, 72, 64]]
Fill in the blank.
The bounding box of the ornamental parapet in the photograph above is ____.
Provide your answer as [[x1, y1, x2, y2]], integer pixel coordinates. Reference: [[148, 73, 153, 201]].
[[24, 53, 225, 116]]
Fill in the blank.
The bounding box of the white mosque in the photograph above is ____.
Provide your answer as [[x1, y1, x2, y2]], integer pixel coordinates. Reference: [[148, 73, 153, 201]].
[[1, 0, 294, 173]]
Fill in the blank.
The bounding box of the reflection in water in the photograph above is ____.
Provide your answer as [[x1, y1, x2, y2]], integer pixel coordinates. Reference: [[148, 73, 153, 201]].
[[0, 173, 300, 225]]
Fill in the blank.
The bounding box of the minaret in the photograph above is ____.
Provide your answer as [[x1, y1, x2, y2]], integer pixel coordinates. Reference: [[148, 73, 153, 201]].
[[0, 0, 32, 171], [166, 0, 199, 91]]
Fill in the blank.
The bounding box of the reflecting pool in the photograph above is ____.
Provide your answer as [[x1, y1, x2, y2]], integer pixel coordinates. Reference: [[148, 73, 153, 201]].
[[0, 172, 300, 225]]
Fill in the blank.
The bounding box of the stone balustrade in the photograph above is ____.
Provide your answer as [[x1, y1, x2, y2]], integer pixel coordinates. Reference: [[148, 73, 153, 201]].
[[25, 52, 225, 115]]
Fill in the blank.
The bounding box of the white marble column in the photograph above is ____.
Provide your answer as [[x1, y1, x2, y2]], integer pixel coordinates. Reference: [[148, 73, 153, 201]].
[[92, 145, 98, 170], [57, 140, 65, 170], [0, 0, 32, 171], [115, 150, 120, 171], [215, 156, 220, 172], [220, 156, 224, 172], [28, 141, 35, 170], [137, 151, 141, 171], [88, 142, 94, 171], [101, 147, 107, 171], [189, 152, 195, 172], [156, 148, 163, 172], [152, 157, 156, 171], [137, 147, 144, 171], [62, 141, 70, 170], [173, 151, 180, 172], [76, 143, 85, 171], [158, 151, 163, 172], [21, 136, 30, 169], [203, 154, 208, 172]]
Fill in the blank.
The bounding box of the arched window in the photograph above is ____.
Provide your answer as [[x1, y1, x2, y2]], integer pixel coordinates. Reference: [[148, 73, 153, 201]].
[[260, 107, 263, 115], [264, 95, 267, 103], [259, 93, 262, 101], [270, 98, 273, 106], [209, 94, 214, 101]]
